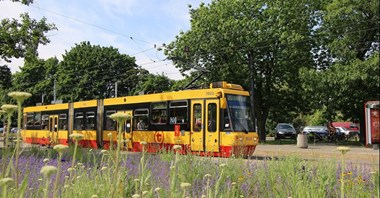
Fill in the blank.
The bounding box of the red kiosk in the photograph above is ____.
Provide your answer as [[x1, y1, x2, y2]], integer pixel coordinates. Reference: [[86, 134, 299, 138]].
[[365, 101, 380, 148]]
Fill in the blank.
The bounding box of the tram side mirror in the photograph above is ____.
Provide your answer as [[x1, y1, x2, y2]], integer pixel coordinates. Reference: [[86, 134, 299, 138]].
[[220, 98, 227, 109]]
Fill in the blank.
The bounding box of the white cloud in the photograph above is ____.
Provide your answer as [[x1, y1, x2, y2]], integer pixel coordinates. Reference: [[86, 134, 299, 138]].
[[0, 1, 27, 19], [98, 0, 138, 17]]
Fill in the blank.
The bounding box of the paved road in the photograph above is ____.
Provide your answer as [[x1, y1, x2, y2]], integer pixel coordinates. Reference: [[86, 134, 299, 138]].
[[252, 143, 379, 165]]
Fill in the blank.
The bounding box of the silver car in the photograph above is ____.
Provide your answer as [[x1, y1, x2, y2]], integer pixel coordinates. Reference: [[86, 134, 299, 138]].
[[302, 126, 329, 137]]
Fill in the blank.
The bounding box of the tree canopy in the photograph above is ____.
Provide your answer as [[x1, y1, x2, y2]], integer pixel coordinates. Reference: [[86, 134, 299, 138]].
[[0, 12, 56, 62], [0, 65, 12, 90], [0, 0, 56, 106], [56, 41, 143, 102], [165, 0, 319, 140]]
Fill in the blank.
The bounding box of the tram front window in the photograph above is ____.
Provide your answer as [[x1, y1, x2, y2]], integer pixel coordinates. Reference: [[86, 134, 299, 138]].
[[226, 95, 254, 132]]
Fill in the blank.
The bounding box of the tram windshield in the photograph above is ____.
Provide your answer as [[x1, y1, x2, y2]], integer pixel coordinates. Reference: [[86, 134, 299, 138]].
[[225, 94, 254, 132]]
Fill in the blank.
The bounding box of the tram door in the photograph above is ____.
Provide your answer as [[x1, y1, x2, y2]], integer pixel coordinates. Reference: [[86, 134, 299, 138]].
[[123, 111, 133, 150], [190, 99, 220, 153], [205, 100, 219, 152], [49, 115, 59, 145], [191, 100, 204, 151]]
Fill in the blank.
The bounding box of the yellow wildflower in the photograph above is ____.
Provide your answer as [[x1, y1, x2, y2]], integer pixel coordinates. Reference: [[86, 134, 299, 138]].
[[8, 91, 32, 103], [53, 144, 69, 152], [109, 112, 131, 123], [173, 145, 182, 150], [70, 133, 84, 141], [0, 177, 13, 186], [40, 165, 58, 177], [337, 147, 350, 155], [1, 104, 18, 113], [180, 182, 192, 189]]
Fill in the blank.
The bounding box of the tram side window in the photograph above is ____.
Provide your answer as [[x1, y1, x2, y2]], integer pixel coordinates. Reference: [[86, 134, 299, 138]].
[[208, 103, 217, 132], [86, 112, 96, 130], [59, 114, 67, 130], [151, 102, 167, 124], [34, 112, 41, 126], [169, 100, 188, 124], [222, 109, 231, 131], [105, 110, 116, 130], [134, 109, 149, 130], [41, 115, 49, 130], [27, 113, 34, 126], [74, 112, 84, 130], [26, 112, 41, 129], [193, 104, 202, 132]]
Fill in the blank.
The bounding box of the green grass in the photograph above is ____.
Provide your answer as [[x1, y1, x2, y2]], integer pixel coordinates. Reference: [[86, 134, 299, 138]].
[[1, 145, 379, 198]]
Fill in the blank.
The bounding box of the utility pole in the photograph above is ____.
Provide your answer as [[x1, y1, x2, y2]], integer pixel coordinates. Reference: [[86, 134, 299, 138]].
[[42, 94, 46, 104], [115, 81, 118, 98], [53, 78, 57, 103]]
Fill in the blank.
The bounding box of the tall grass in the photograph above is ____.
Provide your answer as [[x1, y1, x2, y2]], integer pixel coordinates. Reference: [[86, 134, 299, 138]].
[[0, 145, 378, 198]]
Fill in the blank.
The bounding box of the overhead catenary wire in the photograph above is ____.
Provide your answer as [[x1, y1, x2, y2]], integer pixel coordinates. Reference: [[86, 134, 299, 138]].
[[29, 3, 166, 63], [15, 4, 379, 82], [29, 4, 155, 45]]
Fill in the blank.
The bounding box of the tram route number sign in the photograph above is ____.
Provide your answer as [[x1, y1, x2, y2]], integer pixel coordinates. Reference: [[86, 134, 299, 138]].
[[174, 125, 180, 136]]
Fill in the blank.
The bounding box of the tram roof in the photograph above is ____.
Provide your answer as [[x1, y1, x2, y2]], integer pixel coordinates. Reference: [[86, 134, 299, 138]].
[[24, 85, 249, 112], [104, 87, 248, 105]]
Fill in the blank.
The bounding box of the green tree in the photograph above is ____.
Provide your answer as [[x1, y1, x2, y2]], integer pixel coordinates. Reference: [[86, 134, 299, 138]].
[[0, 1, 56, 62], [12, 57, 59, 106], [165, 0, 318, 140], [0, 65, 12, 90], [57, 41, 141, 101], [302, 0, 380, 142], [0, 0, 56, 105], [132, 73, 174, 95], [0, 65, 12, 105], [319, 0, 379, 62]]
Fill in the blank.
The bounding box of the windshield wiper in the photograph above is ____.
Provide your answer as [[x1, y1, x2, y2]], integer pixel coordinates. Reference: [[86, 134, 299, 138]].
[[235, 119, 248, 134]]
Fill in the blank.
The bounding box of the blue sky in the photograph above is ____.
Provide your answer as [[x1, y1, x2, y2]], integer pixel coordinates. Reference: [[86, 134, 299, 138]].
[[0, 0, 210, 80]]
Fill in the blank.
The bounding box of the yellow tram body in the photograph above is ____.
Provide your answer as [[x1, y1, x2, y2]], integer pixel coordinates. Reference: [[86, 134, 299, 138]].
[[23, 82, 259, 157]]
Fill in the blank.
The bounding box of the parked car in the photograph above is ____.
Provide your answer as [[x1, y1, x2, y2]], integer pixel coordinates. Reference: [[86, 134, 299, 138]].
[[332, 122, 360, 133], [302, 126, 329, 137], [11, 127, 18, 133], [335, 126, 360, 137], [275, 123, 297, 140]]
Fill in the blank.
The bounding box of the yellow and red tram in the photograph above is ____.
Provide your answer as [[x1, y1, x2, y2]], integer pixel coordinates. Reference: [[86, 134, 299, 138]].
[[23, 82, 259, 157]]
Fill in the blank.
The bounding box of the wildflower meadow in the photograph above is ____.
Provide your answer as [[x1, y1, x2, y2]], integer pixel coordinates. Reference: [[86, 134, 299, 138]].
[[0, 144, 379, 198]]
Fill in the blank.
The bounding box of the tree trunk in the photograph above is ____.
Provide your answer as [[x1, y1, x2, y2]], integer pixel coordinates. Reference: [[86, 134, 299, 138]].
[[256, 112, 268, 142], [254, 81, 268, 142], [248, 51, 256, 132]]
